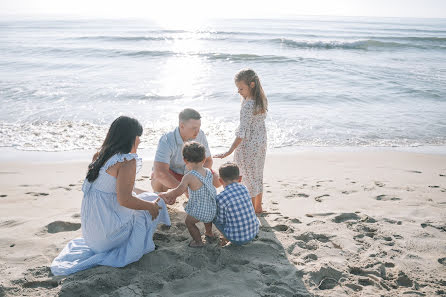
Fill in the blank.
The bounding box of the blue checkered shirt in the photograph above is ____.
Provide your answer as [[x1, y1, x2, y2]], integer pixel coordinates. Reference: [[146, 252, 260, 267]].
[[214, 182, 259, 242]]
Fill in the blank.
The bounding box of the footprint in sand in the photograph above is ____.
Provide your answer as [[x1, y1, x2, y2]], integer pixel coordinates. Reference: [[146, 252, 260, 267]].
[[0, 220, 24, 228], [272, 224, 291, 232], [46, 221, 81, 233], [306, 212, 335, 218], [374, 181, 385, 187], [396, 271, 413, 287], [310, 266, 344, 290], [421, 222, 446, 232], [290, 218, 302, 224], [307, 220, 326, 226], [314, 194, 329, 202], [18, 266, 59, 289], [286, 193, 309, 199], [153, 232, 170, 242], [22, 279, 59, 289], [317, 180, 334, 183], [353, 224, 378, 239], [375, 195, 401, 201], [25, 192, 49, 197], [438, 257, 446, 265], [332, 213, 361, 223], [50, 186, 71, 191], [383, 218, 402, 225], [175, 222, 187, 231], [292, 232, 333, 251], [303, 253, 318, 262]]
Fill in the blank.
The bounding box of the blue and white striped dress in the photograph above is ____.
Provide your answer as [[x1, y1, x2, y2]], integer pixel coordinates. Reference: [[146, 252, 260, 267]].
[[50, 153, 171, 276], [184, 169, 217, 223]]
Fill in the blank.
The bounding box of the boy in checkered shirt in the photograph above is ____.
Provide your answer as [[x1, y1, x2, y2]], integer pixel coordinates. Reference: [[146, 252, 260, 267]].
[[213, 162, 260, 246]]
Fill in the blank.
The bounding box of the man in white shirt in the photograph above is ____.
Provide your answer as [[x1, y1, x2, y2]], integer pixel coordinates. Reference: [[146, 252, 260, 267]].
[[151, 108, 220, 193]]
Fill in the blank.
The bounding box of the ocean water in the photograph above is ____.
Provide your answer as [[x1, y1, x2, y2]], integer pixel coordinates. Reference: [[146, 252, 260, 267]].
[[1, 16, 446, 154]]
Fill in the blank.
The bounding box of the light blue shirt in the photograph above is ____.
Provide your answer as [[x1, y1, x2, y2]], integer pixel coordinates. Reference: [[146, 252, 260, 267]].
[[154, 127, 211, 175]]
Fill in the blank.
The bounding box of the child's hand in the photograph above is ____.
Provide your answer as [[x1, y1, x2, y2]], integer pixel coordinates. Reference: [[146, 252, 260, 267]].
[[158, 192, 173, 205], [214, 151, 230, 159]]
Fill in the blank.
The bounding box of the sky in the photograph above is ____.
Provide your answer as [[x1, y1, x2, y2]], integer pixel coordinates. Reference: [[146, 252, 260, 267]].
[[1, 0, 446, 19]]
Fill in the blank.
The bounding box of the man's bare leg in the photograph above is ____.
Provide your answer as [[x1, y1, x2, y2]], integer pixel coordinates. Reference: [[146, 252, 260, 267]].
[[151, 178, 170, 193]]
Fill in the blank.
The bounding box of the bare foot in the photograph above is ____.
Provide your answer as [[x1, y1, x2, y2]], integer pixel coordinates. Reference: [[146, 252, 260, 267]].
[[188, 240, 204, 248], [205, 234, 217, 243], [219, 237, 230, 247], [255, 207, 264, 214]]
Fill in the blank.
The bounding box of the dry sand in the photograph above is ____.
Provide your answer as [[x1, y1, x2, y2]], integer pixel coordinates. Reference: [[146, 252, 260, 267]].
[[0, 151, 445, 297]]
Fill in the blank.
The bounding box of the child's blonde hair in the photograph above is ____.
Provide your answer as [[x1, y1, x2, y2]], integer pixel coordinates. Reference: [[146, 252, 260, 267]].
[[235, 69, 268, 115]]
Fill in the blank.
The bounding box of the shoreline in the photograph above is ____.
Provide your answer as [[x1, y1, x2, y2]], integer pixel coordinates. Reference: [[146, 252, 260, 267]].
[[1, 145, 445, 163]]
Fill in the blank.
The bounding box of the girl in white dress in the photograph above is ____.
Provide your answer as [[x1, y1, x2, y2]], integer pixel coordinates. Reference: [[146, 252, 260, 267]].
[[215, 69, 268, 213]]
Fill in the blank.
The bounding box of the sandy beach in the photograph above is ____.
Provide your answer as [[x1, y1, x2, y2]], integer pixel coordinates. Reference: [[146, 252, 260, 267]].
[[1, 151, 445, 297]]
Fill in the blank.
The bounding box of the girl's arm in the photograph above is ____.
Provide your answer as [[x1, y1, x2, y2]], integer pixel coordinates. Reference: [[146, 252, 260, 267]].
[[116, 159, 161, 219], [215, 100, 253, 159], [214, 137, 242, 158], [158, 174, 190, 204]]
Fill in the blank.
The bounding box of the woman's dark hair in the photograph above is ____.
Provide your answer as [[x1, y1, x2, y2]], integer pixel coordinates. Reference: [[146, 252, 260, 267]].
[[86, 116, 143, 182], [182, 141, 206, 163]]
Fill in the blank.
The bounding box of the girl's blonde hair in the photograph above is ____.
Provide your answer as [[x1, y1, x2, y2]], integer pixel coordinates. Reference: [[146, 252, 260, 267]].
[[235, 68, 268, 115]]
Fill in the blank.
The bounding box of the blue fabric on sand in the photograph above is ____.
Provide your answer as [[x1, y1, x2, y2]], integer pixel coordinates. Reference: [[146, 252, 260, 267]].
[[50, 153, 171, 276], [184, 169, 217, 223]]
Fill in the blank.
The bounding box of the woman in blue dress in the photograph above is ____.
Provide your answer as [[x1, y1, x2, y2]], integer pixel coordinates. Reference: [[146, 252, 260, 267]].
[[51, 116, 171, 276]]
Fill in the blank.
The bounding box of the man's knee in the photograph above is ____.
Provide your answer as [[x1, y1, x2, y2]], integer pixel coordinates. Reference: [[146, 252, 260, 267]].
[[151, 178, 168, 192]]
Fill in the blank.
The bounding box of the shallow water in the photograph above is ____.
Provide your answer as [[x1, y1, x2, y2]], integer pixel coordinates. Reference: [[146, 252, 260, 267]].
[[1, 16, 445, 152]]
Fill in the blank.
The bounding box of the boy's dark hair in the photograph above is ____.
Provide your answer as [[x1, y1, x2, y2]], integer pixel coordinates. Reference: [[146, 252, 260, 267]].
[[179, 108, 201, 122], [182, 141, 206, 163], [219, 162, 240, 182]]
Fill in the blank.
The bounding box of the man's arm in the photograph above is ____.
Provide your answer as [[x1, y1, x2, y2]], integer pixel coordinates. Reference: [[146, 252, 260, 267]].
[[204, 155, 213, 169], [152, 161, 181, 189], [200, 131, 221, 187]]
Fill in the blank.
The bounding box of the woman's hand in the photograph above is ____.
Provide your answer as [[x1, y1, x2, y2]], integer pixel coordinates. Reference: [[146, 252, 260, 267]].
[[147, 197, 162, 220], [214, 151, 231, 159]]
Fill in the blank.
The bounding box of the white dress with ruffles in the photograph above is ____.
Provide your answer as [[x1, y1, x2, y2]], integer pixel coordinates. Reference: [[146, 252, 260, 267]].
[[50, 153, 171, 276]]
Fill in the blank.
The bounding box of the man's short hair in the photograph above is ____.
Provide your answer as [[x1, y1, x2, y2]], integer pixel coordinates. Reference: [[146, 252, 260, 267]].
[[179, 108, 201, 122], [183, 141, 206, 163], [219, 162, 240, 182]]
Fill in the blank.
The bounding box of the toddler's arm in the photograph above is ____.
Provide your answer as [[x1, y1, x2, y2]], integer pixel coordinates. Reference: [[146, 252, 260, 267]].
[[158, 174, 191, 204]]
